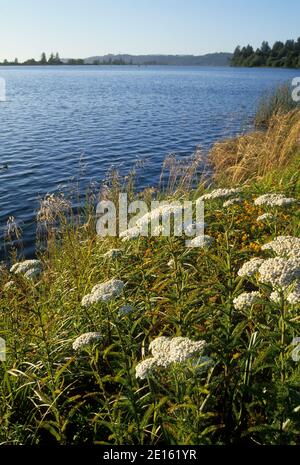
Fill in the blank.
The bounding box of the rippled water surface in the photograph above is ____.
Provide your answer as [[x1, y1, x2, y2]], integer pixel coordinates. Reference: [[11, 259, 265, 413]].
[[0, 65, 299, 257]]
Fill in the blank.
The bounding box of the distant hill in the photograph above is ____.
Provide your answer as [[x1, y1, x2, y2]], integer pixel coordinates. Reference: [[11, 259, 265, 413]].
[[80, 53, 232, 66]]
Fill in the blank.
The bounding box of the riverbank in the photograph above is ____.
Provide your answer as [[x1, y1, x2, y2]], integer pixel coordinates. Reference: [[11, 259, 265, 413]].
[[0, 109, 300, 445]]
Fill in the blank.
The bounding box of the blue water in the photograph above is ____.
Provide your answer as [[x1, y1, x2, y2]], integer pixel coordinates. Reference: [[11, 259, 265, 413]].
[[0, 65, 299, 258]]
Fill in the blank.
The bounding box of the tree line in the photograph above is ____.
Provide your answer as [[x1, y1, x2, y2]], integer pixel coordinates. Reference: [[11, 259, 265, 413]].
[[231, 38, 300, 68], [0, 52, 133, 66]]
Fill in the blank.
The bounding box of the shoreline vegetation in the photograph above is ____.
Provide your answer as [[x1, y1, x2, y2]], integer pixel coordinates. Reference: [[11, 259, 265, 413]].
[[0, 52, 232, 67], [231, 38, 300, 68], [2, 39, 300, 68], [1, 91, 300, 445]]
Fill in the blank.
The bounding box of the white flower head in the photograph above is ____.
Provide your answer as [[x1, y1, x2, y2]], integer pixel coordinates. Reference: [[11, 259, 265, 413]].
[[270, 290, 282, 304], [254, 194, 297, 207], [237, 258, 265, 277], [136, 336, 207, 379], [223, 197, 243, 208], [135, 358, 158, 379], [168, 337, 207, 364], [72, 332, 102, 351], [82, 279, 124, 306], [10, 260, 42, 280], [258, 257, 300, 289], [257, 213, 275, 222], [262, 236, 300, 259], [199, 188, 241, 201], [233, 291, 261, 310], [188, 235, 214, 249]]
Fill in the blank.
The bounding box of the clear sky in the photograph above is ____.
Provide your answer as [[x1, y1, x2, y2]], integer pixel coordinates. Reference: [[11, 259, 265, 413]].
[[1, 0, 300, 61]]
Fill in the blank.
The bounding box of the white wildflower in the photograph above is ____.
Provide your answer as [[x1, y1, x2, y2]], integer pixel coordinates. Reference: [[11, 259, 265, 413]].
[[237, 258, 265, 277], [72, 332, 102, 351], [199, 188, 241, 201], [168, 337, 207, 364], [10, 260, 42, 280], [149, 336, 172, 365], [258, 257, 300, 289], [233, 291, 261, 310], [188, 235, 214, 248], [270, 290, 282, 304], [254, 194, 297, 207], [257, 213, 275, 222], [82, 279, 124, 306], [149, 336, 206, 365], [262, 236, 300, 259], [223, 197, 243, 208], [135, 358, 158, 380]]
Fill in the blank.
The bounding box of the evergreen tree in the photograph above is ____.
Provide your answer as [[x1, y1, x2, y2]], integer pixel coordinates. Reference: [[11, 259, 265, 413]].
[[48, 53, 55, 64], [41, 52, 47, 64], [54, 52, 62, 64]]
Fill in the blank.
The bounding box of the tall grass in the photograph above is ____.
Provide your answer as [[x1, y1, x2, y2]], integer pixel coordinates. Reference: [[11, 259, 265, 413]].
[[208, 109, 300, 185], [254, 83, 299, 129]]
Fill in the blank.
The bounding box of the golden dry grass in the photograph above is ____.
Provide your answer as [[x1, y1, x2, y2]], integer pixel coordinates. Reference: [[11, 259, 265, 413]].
[[208, 109, 300, 184]]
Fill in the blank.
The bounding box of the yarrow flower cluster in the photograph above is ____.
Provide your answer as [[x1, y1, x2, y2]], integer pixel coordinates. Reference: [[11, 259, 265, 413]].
[[81, 279, 124, 306], [199, 188, 240, 201], [262, 236, 300, 259], [254, 194, 297, 207], [188, 235, 214, 249], [10, 260, 42, 280], [223, 197, 243, 208], [233, 291, 261, 310], [237, 258, 265, 277], [135, 336, 207, 379], [257, 213, 275, 222], [72, 332, 102, 351], [258, 257, 300, 289]]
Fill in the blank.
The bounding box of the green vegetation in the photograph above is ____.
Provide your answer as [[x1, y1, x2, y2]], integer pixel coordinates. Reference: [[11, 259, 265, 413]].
[[231, 38, 300, 68], [0, 52, 63, 66], [254, 84, 299, 128], [1, 107, 300, 445]]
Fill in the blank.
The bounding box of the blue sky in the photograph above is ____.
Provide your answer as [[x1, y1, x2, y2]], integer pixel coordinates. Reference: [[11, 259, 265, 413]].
[[1, 0, 300, 61]]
